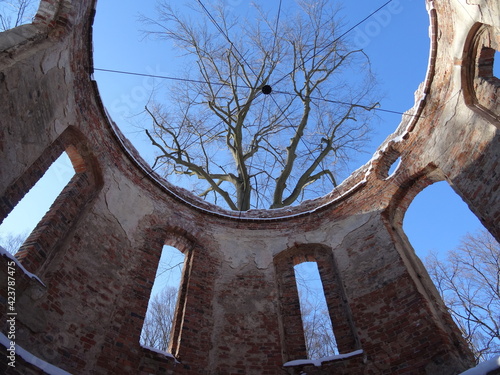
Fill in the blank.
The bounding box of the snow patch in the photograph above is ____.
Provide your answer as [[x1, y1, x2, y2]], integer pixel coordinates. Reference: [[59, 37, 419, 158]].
[[0, 332, 72, 374], [283, 349, 363, 367], [141, 344, 180, 363], [0, 245, 45, 287], [459, 356, 500, 375]]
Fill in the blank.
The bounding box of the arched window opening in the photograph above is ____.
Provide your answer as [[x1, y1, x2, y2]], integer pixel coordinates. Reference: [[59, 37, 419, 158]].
[[140, 245, 185, 353], [462, 25, 500, 127], [275, 245, 358, 363], [0, 152, 75, 255], [403, 181, 500, 361], [294, 261, 338, 359]]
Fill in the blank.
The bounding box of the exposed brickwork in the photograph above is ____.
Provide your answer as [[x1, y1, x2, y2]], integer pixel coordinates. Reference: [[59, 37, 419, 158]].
[[0, 0, 499, 374]]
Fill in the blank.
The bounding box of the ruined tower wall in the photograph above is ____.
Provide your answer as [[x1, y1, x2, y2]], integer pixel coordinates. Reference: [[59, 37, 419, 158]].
[[0, 0, 498, 374]]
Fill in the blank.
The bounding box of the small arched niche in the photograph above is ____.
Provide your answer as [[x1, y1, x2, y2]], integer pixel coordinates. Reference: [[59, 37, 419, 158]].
[[375, 145, 403, 180]]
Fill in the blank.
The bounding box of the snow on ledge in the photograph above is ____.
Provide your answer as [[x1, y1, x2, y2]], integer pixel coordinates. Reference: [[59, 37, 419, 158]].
[[459, 356, 500, 375], [141, 344, 180, 363], [0, 245, 46, 287], [0, 332, 72, 375], [283, 349, 364, 367]]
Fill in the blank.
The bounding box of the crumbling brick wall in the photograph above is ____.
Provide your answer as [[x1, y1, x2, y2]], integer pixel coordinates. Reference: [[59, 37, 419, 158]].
[[1, 0, 498, 374]]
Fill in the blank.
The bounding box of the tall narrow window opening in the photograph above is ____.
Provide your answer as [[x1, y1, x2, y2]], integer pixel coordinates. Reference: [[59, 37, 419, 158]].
[[140, 245, 185, 352], [0, 152, 75, 255], [294, 261, 338, 359]]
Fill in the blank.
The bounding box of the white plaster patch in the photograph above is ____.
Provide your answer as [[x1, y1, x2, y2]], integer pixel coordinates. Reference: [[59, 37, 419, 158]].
[[218, 213, 375, 270], [325, 213, 374, 248], [53, 118, 65, 134], [41, 50, 61, 74], [105, 177, 154, 242], [58, 49, 70, 70], [251, 242, 273, 270], [220, 234, 283, 269], [220, 236, 255, 269]]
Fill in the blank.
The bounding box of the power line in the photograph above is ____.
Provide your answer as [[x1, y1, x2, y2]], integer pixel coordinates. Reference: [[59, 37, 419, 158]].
[[271, 0, 283, 60], [94, 68, 227, 87], [94, 67, 411, 116], [95, 1, 410, 116], [272, 0, 395, 87], [274, 90, 419, 117], [195, 0, 260, 82], [94, 68, 254, 92]]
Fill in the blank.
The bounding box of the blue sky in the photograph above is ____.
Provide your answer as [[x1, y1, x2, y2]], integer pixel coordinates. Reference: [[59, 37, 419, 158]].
[[90, 0, 484, 263], [0, 153, 74, 244], [92, 0, 431, 167], [0, 0, 486, 277]]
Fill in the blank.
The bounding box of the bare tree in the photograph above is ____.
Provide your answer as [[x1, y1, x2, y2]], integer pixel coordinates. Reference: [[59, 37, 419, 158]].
[[142, 0, 378, 210], [295, 262, 338, 359], [425, 229, 500, 361], [140, 286, 179, 351], [0, 0, 37, 31], [300, 290, 338, 359], [0, 231, 29, 255]]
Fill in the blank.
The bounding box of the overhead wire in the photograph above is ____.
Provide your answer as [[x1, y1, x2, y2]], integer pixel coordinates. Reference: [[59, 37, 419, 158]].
[[272, 0, 395, 87], [94, 68, 243, 89], [95, 0, 406, 119], [195, 0, 260, 82], [271, 0, 283, 61], [94, 68, 412, 117], [274, 90, 416, 116]]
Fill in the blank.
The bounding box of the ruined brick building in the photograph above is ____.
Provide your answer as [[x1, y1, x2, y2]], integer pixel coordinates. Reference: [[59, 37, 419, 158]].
[[0, 0, 499, 373]]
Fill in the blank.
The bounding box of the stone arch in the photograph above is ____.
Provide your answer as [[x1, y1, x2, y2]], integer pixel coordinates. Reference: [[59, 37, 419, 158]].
[[384, 165, 449, 298], [7, 126, 103, 274], [386, 163, 446, 231], [382, 165, 482, 359], [273, 243, 359, 363]]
